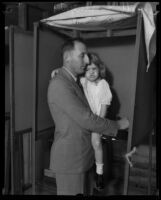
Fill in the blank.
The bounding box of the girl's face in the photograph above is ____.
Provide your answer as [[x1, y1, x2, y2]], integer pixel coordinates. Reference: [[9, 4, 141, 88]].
[[85, 63, 99, 82]]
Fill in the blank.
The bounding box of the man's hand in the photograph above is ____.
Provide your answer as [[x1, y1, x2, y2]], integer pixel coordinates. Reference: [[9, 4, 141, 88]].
[[125, 146, 137, 167], [117, 117, 129, 130], [102, 118, 129, 141], [51, 68, 59, 79]]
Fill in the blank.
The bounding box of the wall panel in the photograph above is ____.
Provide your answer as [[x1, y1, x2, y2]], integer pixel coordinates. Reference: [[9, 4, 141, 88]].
[[14, 30, 33, 131], [37, 28, 67, 132], [87, 36, 136, 121]]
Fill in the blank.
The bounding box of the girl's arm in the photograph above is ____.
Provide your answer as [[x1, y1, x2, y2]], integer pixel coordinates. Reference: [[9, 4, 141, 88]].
[[99, 104, 109, 118], [92, 105, 109, 135], [99, 104, 111, 139]]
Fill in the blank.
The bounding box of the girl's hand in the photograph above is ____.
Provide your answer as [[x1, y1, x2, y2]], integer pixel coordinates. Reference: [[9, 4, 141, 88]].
[[51, 69, 59, 78]]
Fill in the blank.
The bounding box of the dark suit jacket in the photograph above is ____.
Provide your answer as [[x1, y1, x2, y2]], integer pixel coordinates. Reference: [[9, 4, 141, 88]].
[[47, 67, 119, 174]]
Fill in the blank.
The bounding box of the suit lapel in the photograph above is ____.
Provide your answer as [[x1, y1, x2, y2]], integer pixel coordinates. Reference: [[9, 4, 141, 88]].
[[59, 68, 89, 106]]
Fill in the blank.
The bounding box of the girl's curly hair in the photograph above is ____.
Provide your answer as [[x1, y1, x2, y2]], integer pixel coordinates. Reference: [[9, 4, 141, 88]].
[[87, 52, 107, 78]]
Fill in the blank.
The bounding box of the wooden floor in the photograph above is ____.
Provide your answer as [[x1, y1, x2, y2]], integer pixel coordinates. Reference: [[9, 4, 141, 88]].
[[24, 143, 157, 196], [127, 145, 157, 195]]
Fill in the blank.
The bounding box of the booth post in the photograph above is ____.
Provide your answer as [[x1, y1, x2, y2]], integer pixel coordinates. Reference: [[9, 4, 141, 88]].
[[32, 22, 39, 195], [148, 130, 153, 194], [123, 11, 143, 195], [9, 25, 15, 194], [9, 25, 24, 194]]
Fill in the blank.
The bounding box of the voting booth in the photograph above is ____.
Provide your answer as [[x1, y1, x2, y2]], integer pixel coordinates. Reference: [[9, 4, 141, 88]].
[[32, 3, 156, 194], [9, 3, 156, 195]]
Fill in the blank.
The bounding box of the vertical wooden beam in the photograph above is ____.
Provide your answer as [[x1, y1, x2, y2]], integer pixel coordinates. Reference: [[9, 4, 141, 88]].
[[18, 3, 27, 30], [19, 133, 24, 193], [73, 30, 80, 38], [4, 115, 10, 194], [32, 22, 39, 195], [148, 130, 153, 194], [86, 2, 92, 6], [9, 25, 15, 194], [29, 131, 32, 185], [123, 11, 143, 195], [106, 29, 112, 37], [9, 26, 24, 194]]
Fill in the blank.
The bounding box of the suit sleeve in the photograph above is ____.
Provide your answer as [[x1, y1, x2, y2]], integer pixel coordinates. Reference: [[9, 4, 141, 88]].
[[48, 78, 119, 137]]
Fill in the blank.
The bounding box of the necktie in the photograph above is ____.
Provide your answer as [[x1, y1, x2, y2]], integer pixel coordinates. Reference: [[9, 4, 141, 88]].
[[76, 78, 84, 93]]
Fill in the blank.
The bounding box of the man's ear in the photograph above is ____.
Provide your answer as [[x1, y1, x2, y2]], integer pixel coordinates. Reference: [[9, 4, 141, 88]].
[[64, 51, 71, 63]]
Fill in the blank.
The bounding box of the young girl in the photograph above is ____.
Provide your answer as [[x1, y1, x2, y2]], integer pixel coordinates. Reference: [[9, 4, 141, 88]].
[[79, 52, 112, 190]]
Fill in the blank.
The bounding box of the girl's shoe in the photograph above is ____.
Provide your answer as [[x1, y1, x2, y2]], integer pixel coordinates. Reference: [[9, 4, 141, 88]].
[[95, 174, 104, 191]]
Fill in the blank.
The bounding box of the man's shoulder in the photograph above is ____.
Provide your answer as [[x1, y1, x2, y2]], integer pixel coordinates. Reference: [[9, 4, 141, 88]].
[[49, 75, 65, 88], [48, 76, 67, 101], [48, 71, 73, 93]]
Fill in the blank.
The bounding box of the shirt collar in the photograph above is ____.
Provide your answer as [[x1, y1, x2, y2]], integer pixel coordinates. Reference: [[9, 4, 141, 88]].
[[63, 66, 77, 82]]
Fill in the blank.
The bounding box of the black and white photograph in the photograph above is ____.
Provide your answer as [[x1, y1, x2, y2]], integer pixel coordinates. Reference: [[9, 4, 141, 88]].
[[3, 1, 159, 196]]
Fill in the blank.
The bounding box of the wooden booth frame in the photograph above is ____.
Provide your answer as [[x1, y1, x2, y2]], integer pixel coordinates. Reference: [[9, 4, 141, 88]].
[[9, 26, 33, 194], [31, 10, 145, 195]]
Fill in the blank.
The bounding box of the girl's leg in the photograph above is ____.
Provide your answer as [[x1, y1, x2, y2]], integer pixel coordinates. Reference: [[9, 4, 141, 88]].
[[91, 132, 103, 175]]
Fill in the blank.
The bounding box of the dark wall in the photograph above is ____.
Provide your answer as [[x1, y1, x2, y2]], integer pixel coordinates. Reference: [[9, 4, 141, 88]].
[[37, 28, 67, 132], [35, 28, 68, 180], [87, 36, 136, 121], [14, 30, 33, 131]]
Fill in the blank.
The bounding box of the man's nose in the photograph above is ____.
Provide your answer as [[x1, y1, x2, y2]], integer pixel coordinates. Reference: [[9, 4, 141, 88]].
[[84, 54, 89, 64]]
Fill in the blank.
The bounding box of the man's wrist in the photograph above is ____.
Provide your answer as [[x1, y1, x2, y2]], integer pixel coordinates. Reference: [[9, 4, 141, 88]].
[[116, 120, 121, 130]]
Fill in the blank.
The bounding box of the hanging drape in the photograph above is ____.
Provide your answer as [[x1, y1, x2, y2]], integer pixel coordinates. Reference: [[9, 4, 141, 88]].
[[132, 17, 156, 147]]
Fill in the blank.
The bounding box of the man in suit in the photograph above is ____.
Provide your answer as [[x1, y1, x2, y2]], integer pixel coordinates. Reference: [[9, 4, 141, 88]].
[[47, 38, 129, 195]]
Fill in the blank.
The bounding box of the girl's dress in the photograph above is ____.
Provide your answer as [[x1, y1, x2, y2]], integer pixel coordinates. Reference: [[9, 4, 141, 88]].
[[80, 77, 112, 115]]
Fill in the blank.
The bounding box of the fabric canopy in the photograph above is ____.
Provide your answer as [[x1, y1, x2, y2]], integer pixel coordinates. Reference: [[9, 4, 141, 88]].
[[41, 2, 156, 71], [41, 4, 138, 31]]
